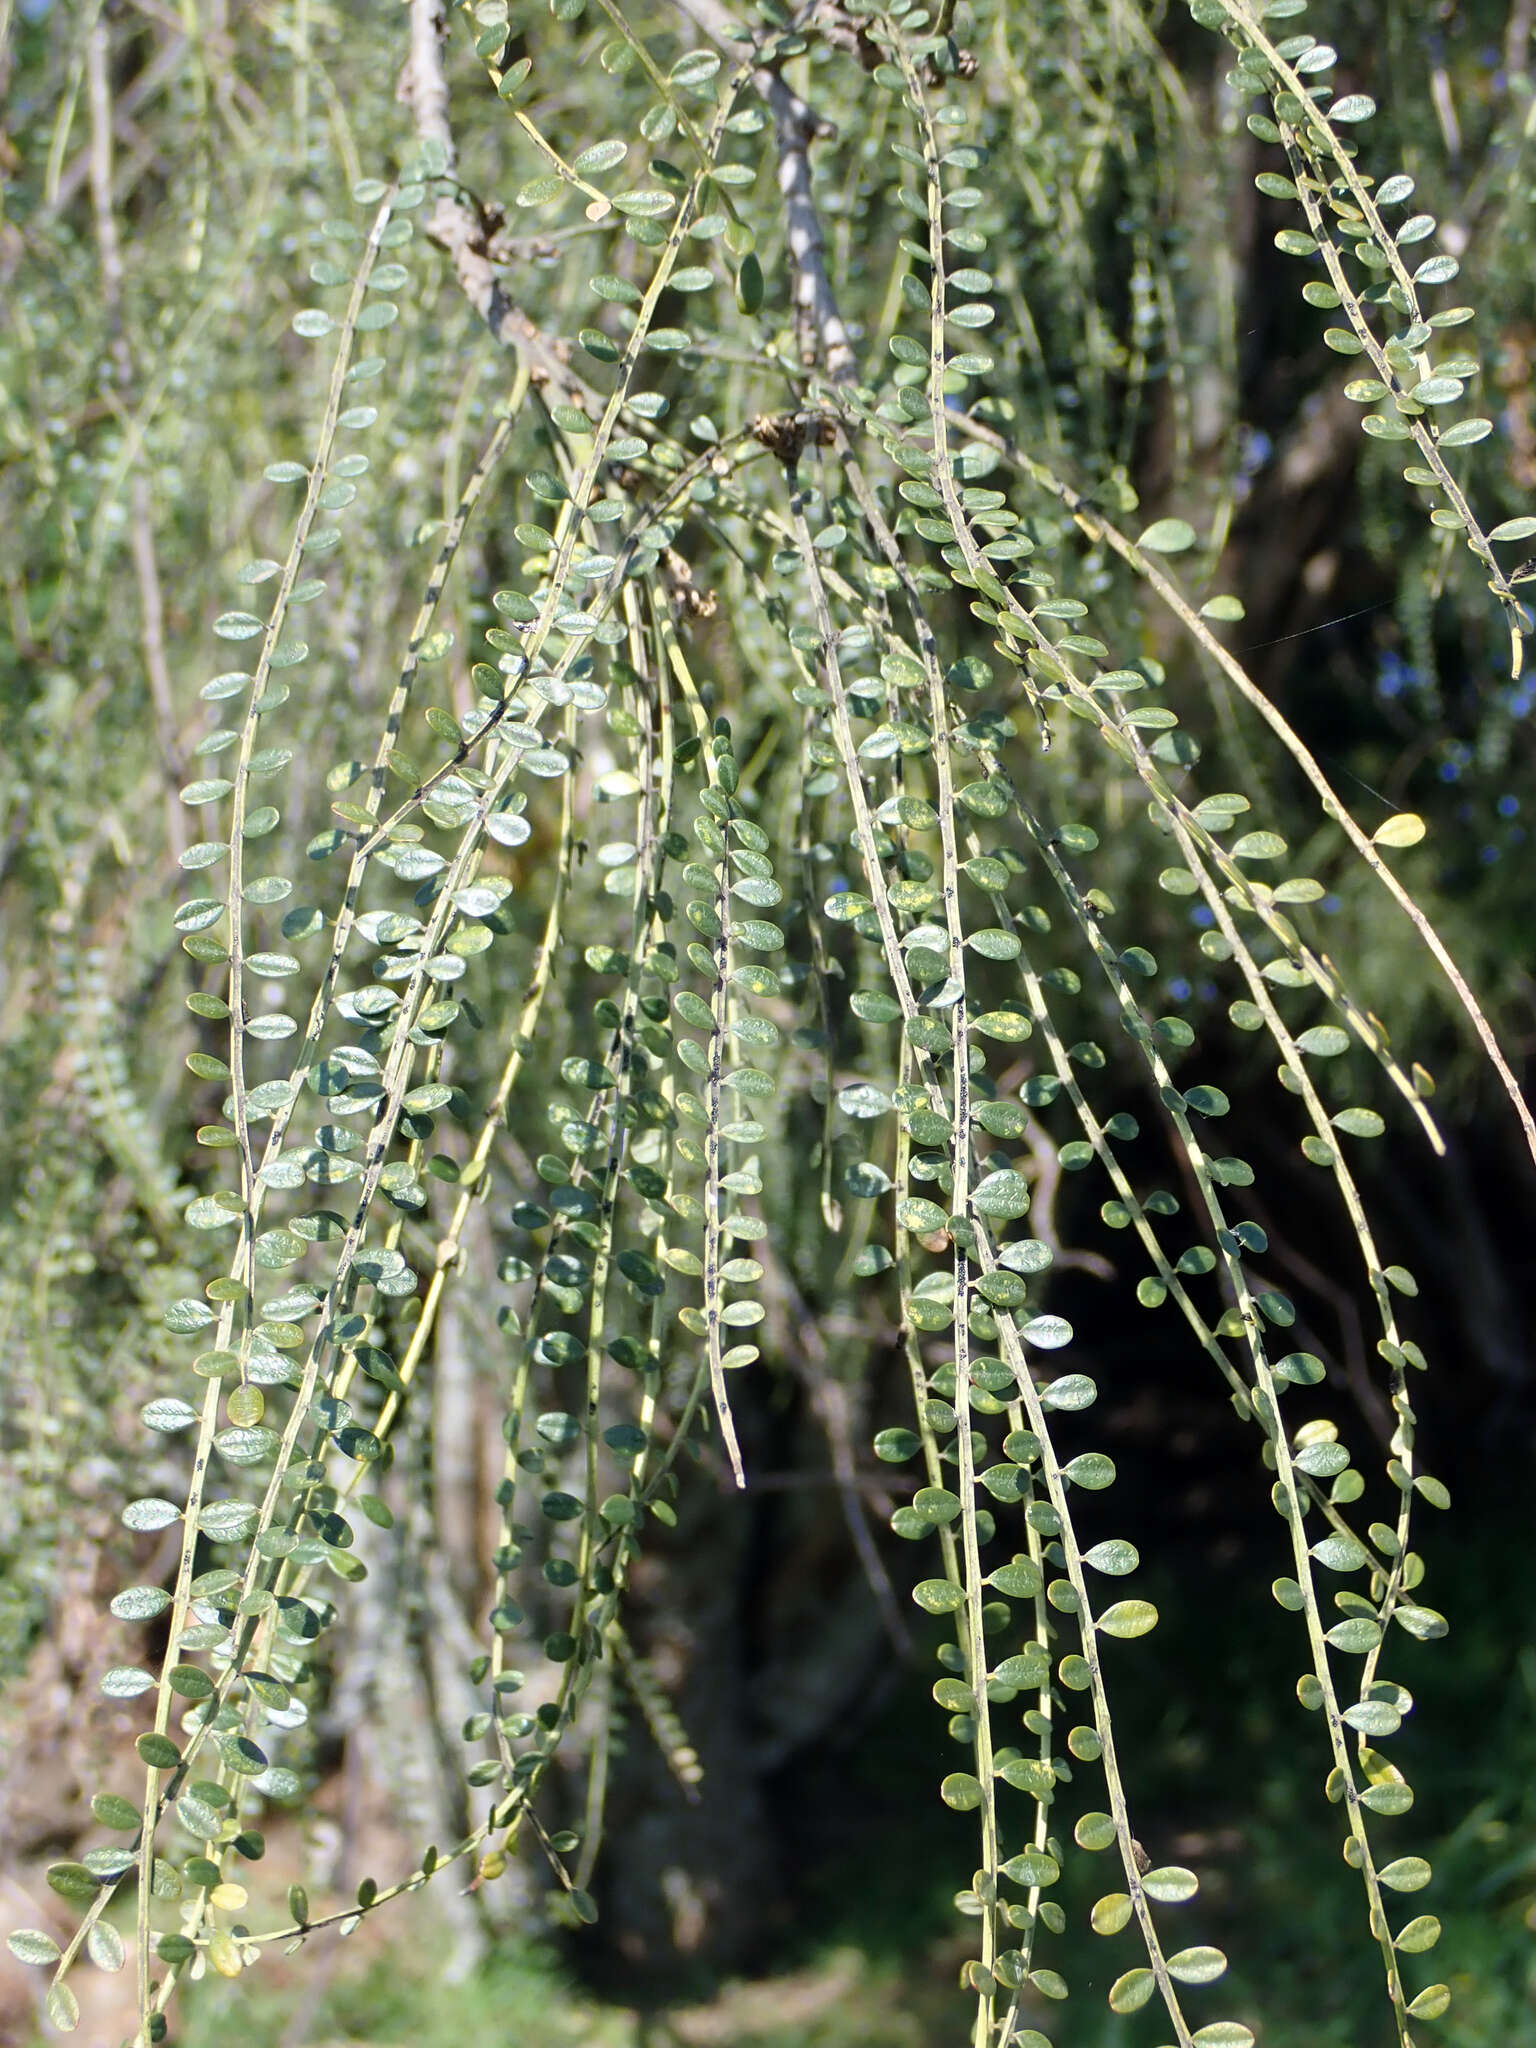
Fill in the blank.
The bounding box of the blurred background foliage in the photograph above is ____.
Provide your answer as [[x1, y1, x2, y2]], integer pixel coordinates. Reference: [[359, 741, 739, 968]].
[[0, 0, 1533, 2042]]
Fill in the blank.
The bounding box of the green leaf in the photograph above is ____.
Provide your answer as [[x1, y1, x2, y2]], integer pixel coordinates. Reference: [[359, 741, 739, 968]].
[[46, 1863, 100, 1902], [976, 1269, 1027, 1307], [1084, 1539, 1139, 1575], [46, 1983, 80, 2032], [122, 1498, 181, 1532], [1394, 1603, 1449, 1640], [574, 139, 627, 175], [940, 1773, 982, 1810], [1406, 1986, 1451, 2021], [1325, 1617, 1381, 1653], [992, 1648, 1050, 1690], [1168, 1946, 1228, 1983], [101, 1666, 156, 1698], [1344, 1699, 1403, 1736], [874, 1428, 921, 1463], [1064, 1452, 1115, 1490], [1393, 1915, 1441, 1953], [1097, 1599, 1158, 1639], [1372, 812, 1426, 848], [914, 1486, 962, 1525], [974, 1009, 1033, 1042], [1184, 1084, 1230, 1117], [1136, 518, 1197, 553], [612, 188, 676, 218], [142, 1396, 199, 1432], [1000, 1848, 1059, 1887], [7, 1930, 62, 1966], [731, 918, 784, 952], [87, 1920, 126, 1973], [913, 1579, 966, 1614], [974, 1100, 1027, 1139], [973, 1170, 1030, 1218], [92, 1791, 143, 1831], [824, 891, 873, 922], [1107, 1968, 1154, 2012], [989, 1559, 1042, 1599], [1332, 1107, 1386, 1138], [1275, 1351, 1326, 1386], [1039, 1372, 1095, 1409], [735, 252, 764, 314], [1074, 1812, 1116, 1850], [1091, 1891, 1133, 1935]]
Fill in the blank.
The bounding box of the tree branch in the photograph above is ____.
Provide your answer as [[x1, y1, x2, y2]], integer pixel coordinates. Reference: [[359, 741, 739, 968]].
[[400, 0, 589, 396], [668, 0, 858, 382]]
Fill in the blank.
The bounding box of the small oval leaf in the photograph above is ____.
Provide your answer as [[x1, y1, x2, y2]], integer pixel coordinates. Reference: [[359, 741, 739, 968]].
[[1372, 812, 1426, 849]]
